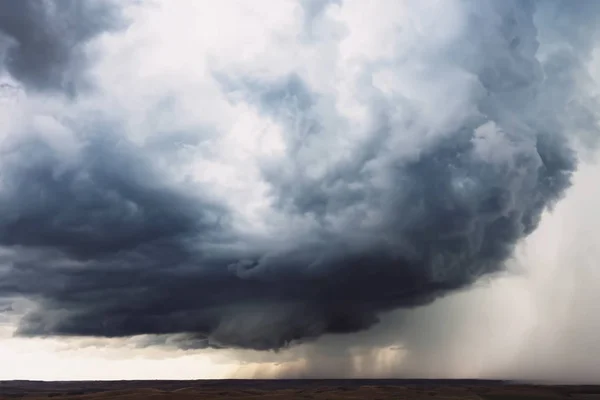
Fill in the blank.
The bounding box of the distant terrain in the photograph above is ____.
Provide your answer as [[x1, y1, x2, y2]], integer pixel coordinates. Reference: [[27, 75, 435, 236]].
[[2, 379, 600, 399]]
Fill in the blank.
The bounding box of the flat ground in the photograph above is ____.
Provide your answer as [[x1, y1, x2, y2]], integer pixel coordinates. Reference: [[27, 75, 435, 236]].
[[1, 379, 599, 399]]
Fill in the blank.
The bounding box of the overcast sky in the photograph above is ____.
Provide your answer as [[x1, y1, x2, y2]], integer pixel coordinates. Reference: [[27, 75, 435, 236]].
[[1, 0, 600, 381]]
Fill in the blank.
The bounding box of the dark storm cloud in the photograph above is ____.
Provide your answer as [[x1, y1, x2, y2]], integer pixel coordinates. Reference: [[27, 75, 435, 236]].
[[0, 143, 225, 259], [0, 0, 598, 351], [0, 0, 125, 92]]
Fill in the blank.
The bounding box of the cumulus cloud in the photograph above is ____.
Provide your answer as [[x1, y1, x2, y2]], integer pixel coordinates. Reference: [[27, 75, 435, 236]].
[[0, 0, 127, 93], [0, 0, 599, 360]]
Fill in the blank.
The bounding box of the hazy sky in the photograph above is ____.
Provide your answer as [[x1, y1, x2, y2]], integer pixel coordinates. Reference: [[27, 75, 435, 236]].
[[1, 0, 600, 381]]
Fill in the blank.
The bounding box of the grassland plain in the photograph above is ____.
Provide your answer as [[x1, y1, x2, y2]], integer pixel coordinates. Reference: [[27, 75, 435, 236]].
[[2, 379, 600, 399]]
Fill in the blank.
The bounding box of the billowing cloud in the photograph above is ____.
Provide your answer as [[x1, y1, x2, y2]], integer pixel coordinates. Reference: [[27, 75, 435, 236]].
[[0, 0, 599, 353], [0, 0, 125, 92]]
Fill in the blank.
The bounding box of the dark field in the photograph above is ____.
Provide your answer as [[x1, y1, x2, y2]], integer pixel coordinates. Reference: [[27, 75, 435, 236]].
[[2, 380, 600, 400]]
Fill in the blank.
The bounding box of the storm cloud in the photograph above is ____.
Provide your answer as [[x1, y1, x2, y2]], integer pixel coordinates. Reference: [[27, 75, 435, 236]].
[[0, 0, 598, 351], [0, 0, 125, 92]]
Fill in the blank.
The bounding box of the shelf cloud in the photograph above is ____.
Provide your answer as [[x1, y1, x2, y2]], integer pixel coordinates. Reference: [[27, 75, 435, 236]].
[[0, 0, 599, 354]]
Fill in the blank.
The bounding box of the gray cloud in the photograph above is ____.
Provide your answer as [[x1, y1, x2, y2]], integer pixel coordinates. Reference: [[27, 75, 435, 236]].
[[0, 0, 125, 93], [0, 0, 598, 355]]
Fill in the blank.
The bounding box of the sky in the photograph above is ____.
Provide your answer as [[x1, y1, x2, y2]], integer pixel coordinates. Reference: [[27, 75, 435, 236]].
[[1, 0, 600, 381]]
